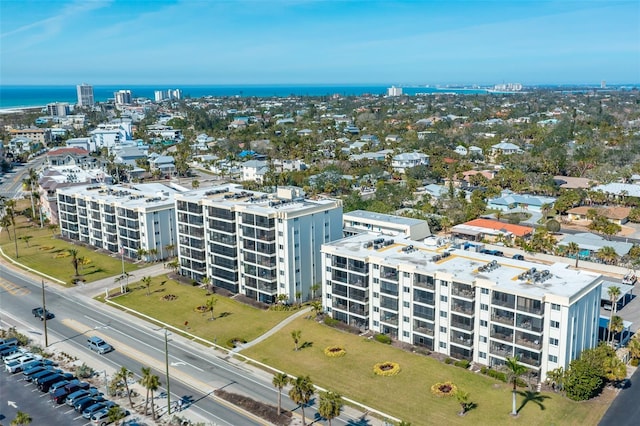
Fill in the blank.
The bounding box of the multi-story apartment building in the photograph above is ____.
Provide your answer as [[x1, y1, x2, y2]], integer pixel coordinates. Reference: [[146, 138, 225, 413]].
[[114, 90, 132, 105], [57, 183, 178, 260], [76, 84, 95, 106], [321, 233, 602, 381], [175, 185, 343, 304], [9, 127, 51, 145]]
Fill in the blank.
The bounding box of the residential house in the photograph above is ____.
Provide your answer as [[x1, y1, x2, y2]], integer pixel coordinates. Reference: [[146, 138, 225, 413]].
[[487, 190, 556, 213], [451, 218, 533, 242], [559, 233, 633, 258], [45, 147, 98, 168], [242, 160, 269, 183], [391, 152, 430, 174], [566, 206, 631, 225], [491, 142, 522, 155]]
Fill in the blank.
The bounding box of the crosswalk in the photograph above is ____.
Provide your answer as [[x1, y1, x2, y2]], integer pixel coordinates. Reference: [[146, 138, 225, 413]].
[[0, 277, 30, 296]]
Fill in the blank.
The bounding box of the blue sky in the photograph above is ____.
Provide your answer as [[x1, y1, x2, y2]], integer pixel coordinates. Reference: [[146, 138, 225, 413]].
[[1, 0, 638, 85]]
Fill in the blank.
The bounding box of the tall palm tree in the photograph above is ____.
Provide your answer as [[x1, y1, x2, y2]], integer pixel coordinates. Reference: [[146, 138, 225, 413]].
[[288, 375, 314, 426], [505, 356, 527, 416], [291, 330, 302, 351], [139, 366, 152, 416], [628, 334, 640, 361], [147, 374, 160, 420], [141, 276, 152, 296], [318, 390, 343, 426], [206, 296, 217, 320], [107, 406, 127, 425], [4, 199, 19, 257], [597, 246, 618, 265], [607, 285, 621, 343], [11, 411, 32, 426], [272, 372, 289, 415], [68, 248, 80, 276], [23, 168, 37, 223], [608, 315, 624, 347], [114, 366, 134, 408], [164, 243, 175, 258], [566, 242, 580, 268]]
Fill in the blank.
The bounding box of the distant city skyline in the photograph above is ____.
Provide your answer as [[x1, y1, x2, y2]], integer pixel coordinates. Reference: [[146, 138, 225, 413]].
[[1, 0, 638, 86]]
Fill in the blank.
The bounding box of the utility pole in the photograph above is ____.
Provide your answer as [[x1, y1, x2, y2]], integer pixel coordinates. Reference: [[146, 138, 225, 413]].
[[165, 329, 171, 415], [41, 280, 48, 347]]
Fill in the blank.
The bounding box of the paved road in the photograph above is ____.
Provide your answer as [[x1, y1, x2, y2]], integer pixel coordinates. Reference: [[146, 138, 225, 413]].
[[0, 263, 384, 426], [598, 367, 640, 426]]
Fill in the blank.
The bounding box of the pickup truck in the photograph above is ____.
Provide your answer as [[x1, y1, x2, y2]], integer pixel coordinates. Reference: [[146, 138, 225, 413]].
[[32, 307, 54, 320]]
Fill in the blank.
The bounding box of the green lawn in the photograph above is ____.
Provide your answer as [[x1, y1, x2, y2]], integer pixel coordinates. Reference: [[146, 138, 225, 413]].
[[241, 317, 614, 425], [0, 211, 138, 285], [107, 276, 296, 346]]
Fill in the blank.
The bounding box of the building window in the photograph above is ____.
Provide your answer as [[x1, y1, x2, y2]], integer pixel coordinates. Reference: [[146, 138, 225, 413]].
[[479, 351, 487, 359], [327, 294, 332, 299], [373, 264, 379, 270], [548, 355, 557, 363], [480, 303, 488, 311], [480, 336, 487, 343], [440, 281, 448, 287], [403, 272, 410, 277], [440, 311, 447, 318], [373, 278, 379, 284], [551, 320, 560, 329], [403, 301, 410, 308], [481, 288, 489, 294], [404, 286, 410, 293], [279, 245, 284, 250], [373, 320, 379, 326], [439, 342, 447, 349], [440, 326, 447, 333], [440, 295, 448, 302], [551, 303, 560, 311], [403, 316, 409, 323], [549, 338, 559, 346], [374, 307, 379, 312], [373, 292, 379, 298], [480, 320, 488, 327], [403, 331, 410, 338]]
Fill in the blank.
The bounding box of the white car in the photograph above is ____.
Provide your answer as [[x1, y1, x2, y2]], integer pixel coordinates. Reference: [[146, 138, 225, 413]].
[[5, 354, 40, 373], [2, 349, 29, 364]]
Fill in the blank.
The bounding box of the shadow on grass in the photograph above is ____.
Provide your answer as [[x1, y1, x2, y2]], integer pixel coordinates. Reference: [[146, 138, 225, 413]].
[[300, 341, 313, 350], [218, 312, 232, 318], [517, 390, 550, 413], [84, 267, 106, 276]]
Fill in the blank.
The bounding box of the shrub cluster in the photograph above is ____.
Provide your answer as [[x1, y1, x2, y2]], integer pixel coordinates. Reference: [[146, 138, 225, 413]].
[[226, 337, 247, 348], [373, 361, 400, 376], [454, 359, 471, 369], [324, 345, 346, 357], [373, 334, 392, 345]]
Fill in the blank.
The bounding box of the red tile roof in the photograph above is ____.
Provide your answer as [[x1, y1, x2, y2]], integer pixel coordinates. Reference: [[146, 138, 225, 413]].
[[464, 218, 534, 237], [47, 147, 89, 156]]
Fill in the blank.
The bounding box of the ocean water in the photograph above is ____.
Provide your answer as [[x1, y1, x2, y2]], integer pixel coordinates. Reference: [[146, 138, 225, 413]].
[[0, 84, 489, 109]]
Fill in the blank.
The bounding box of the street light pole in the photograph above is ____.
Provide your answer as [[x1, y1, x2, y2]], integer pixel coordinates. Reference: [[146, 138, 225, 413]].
[[165, 328, 171, 416], [41, 280, 48, 347]]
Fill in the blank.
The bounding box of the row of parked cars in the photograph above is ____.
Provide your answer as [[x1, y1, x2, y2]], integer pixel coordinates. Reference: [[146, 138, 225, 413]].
[[1, 337, 128, 425]]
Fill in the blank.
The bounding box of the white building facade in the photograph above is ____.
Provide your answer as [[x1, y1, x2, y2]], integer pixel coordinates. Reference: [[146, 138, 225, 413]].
[[175, 185, 343, 304], [343, 210, 431, 240], [321, 234, 602, 381], [57, 183, 178, 260], [76, 84, 94, 106]]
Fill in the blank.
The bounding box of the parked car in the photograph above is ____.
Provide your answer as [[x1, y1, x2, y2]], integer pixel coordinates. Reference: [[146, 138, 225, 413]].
[[20, 359, 55, 372], [67, 387, 100, 406], [0, 346, 23, 359], [5, 354, 41, 373], [83, 401, 116, 419], [92, 406, 129, 426], [75, 396, 105, 413], [22, 365, 48, 380], [512, 254, 525, 260], [31, 307, 55, 320], [2, 349, 29, 364], [87, 336, 113, 354], [0, 337, 18, 347], [38, 372, 74, 392], [27, 368, 61, 383], [481, 249, 504, 257]]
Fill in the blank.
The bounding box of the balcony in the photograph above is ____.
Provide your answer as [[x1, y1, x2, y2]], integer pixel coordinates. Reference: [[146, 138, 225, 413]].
[[414, 275, 435, 290], [381, 267, 398, 281], [490, 343, 513, 358], [380, 313, 398, 326], [491, 308, 514, 326], [492, 293, 516, 309], [414, 326, 434, 336], [490, 330, 513, 343], [519, 356, 541, 368], [451, 283, 474, 299], [451, 300, 474, 316], [515, 331, 542, 350], [516, 303, 544, 316], [450, 320, 473, 331]]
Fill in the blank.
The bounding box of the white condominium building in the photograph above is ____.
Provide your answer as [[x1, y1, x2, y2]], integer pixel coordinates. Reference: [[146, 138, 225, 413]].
[[343, 210, 431, 240], [76, 84, 95, 106], [57, 183, 178, 260], [321, 233, 602, 381], [175, 185, 343, 304]]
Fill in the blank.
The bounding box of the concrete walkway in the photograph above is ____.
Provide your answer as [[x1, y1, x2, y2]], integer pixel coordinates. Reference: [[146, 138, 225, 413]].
[[232, 306, 312, 353]]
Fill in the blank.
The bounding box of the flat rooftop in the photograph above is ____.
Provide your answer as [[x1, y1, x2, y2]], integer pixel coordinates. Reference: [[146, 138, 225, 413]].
[[58, 183, 180, 209], [344, 210, 426, 226], [324, 233, 601, 301]]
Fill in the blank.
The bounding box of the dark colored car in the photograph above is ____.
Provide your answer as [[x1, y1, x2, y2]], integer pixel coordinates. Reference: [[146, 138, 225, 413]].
[[83, 401, 116, 419], [31, 307, 55, 320], [39, 372, 74, 392], [22, 365, 47, 379], [75, 396, 105, 413], [67, 387, 100, 406], [31, 368, 62, 384], [512, 254, 525, 260]]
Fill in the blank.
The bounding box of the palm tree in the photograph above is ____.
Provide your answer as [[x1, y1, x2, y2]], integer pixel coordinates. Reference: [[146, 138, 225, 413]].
[[628, 334, 640, 361], [505, 356, 527, 416], [597, 246, 619, 265], [11, 411, 32, 426], [141, 276, 152, 296], [167, 259, 179, 274], [107, 406, 127, 425], [164, 243, 176, 258], [607, 285, 621, 342], [114, 366, 134, 408], [205, 296, 217, 320], [288, 375, 314, 426], [68, 248, 80, 276], [310, 283, 320, 299], [147, 374, 160, 420], [310, 301, 323, 318], [23, 168, 37, 223], [608, 315, 624, 347], [455, 389, 471, 416], [565, 242, 580, 268], [291, 329, 302, 351], [318, 390, 343, 426], [137, 248, 148, 261], [4, 199, 19, 257], [20, 235, 32, 247], [272, 372, 289, 415], [140, 366, 152, 416], [148, 248, 158, 261]]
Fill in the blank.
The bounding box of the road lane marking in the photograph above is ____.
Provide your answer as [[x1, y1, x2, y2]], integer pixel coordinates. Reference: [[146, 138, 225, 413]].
[[0, 278, 30, 296]]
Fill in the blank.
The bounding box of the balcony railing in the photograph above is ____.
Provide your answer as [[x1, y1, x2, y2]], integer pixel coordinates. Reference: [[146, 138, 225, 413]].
[[517, 304, 544, 316], [381, 315, 398, 326], [492, 297, 515, 309], [451, 288, 474, 299], [414, 277, 435, 290], [490, 345, 512, 357], [515, 337, 542, 350], [491, 314, 514, 325], [451, 304, 474, 316], [490, 331, 513, 343], [519, 356, 541, 367], [450, 320, 473, 331]]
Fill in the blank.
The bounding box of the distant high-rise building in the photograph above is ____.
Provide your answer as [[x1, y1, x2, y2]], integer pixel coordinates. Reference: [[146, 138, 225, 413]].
[[154, 89, 183, 102], [114, 90, 132, 105], [76, 83, 94, 106], [47, 102, 70, 117], [601, 80, 607, 89], [387, 86, 403, 97]]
